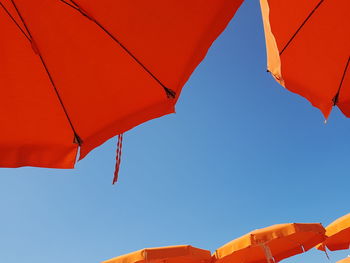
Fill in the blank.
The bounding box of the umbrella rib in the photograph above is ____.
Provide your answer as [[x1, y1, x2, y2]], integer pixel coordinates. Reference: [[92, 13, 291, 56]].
[[58, 0, 176, 99], [10, 0, 82, 145], [333, 57, 350, 106], [279, 0, 324, 55], [0, 1, 30, 41]]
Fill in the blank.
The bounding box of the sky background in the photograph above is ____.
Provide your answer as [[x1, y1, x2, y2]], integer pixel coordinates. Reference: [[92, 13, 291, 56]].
[[0, 0, 349, 262]]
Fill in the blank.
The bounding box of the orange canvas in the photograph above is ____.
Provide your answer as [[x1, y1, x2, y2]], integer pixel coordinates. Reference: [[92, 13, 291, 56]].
[[260, 0, 350, 119], [0, 0, 243, 169], [213, 223, 326, 263], [102, 245, 211, 263], [338, 258, 350, 263], [316, 213, 350, 251]]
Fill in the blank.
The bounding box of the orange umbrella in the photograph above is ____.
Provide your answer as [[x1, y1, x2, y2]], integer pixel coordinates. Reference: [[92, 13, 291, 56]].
[[260, 0, 350, 119], [213, 223, 326, 263], [102, 245, 211, 263], [317, 213, 350, 251], [0, 0, 243, 181], [337, 258, 350, 263]]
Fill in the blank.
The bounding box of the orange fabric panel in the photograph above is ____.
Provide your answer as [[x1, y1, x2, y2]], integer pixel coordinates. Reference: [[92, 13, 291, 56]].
[[0, 0, 243, 168], [102, 245, 211, 263], [338, 258, 350, 263], [213, 223, 326, 263], [260, 0, 350, 118], [316, 213, 350, 251]]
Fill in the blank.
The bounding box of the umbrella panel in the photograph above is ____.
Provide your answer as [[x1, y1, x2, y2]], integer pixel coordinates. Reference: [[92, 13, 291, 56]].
[[103, 245, 211, 263], [215, 231, 324, 263], [317, 213, 350, 251], [261, 0, 350, 118], [338, 258, 350, 263], [323, 228, 350, 251], [214, 223, 326, 263], [0, 1, 78, 168]]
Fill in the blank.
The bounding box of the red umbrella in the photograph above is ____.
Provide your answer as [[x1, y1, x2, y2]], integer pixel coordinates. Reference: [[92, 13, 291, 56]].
[[0, 0, 243, 182], [260, 0, 350, 119]]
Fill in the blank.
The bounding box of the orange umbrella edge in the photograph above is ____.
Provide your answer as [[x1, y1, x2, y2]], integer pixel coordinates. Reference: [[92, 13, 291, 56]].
[[102, 245, 211, 263]]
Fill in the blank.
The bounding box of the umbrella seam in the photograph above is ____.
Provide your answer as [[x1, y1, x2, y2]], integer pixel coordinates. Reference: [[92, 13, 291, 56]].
[[10, 0, 82, 146], [333, 57, 350, 106], [59, 0, 177, 99], [279, 0, 325, 56], [0, 1, 30, 41]]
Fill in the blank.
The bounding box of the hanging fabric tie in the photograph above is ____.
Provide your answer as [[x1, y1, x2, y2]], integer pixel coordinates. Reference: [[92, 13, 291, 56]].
[[112, 134, 123, 184]]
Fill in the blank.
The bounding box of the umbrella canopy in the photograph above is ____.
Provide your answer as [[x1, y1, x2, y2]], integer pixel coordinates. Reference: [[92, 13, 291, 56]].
[[0, 0, 243, 170], [260, 0, 350, 118], [102, 245, 211, 263], [213, 223, 326, 263], [338, 258, 350, 263], [317, 213, 350, 251]]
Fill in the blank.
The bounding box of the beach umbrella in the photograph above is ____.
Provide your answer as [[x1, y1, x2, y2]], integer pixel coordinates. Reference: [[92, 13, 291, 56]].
[[102, 245, 211, 263], [0, 0, 243, 182], [260, 0, 350, 119], [213, 223, 326, 263], [337, 258, 350, 263], [317, 213, 350, 251]]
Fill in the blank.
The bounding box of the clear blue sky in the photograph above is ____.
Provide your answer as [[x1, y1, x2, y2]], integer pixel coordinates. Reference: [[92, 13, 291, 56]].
[[0, 1, 349, 262]]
